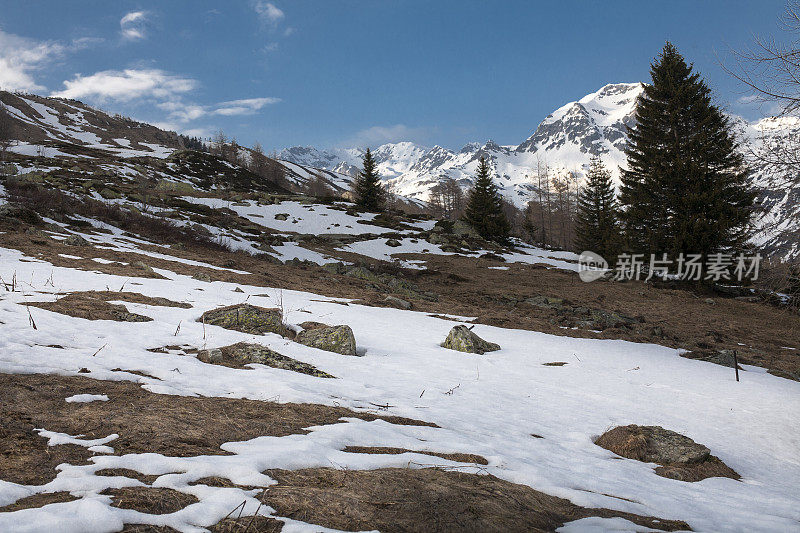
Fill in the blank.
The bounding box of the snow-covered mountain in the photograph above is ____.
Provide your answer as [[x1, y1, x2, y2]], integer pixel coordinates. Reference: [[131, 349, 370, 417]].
[[279, 83, 644, 207], [1, 85, 797, 260], [279, 82, 800, 261]]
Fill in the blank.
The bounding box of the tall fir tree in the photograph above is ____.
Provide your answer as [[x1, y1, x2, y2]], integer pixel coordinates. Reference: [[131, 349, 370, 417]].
[[353, 148, 385, 212], [620, 43, 755, 261], [575, 156, 618, 259], [463, 156, 511, 243]]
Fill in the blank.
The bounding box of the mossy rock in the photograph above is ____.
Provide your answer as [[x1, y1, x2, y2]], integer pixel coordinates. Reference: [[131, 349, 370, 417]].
[[155, 180, 198, 194], [64, 234, 90, 246], [15, 171, 47, 183], [296, 323, 358, 356], [99, 188, 122, 199], [198, 342, 334, 377], [0, 203, 42, 224], [199, 304, 290, 337], [441, 325, 500, 354]]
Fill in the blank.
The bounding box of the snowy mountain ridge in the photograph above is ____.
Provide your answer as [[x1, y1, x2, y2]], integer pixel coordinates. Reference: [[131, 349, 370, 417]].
[[279, 82, 800, 260]]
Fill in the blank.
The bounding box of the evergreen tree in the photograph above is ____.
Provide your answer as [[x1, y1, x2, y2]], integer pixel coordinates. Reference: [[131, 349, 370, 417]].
[[575, 156, 618, 259], [620, 43, 755, 262], [463, 156, 510, 242], [353, 148, 385, 211]]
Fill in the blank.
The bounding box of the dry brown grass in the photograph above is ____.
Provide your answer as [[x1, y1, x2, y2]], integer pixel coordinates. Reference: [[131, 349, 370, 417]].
[[102, 487, 198, 514], [262, 467, 691, 532], [208, 516, 283, 532], [26, 292, 153, 322], [0, 372, 435, 486], [342, 446, 488, 465], [95, 468, 161, 484], [25, 291, 190, 325], [0, 491, 77, 512]]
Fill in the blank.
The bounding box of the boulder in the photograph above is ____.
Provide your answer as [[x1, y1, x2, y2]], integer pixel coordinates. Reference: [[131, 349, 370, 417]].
[[197, 348, 223, 364], [99, 188, 122, 199], [595, 425, 710, 465], [133, 261, 155, 275], [385, 238, 402, 247], [441, 325, 500, 354], [524, 295, 566, 309], [594, 424, 739, 482], [192, 272, 212, 282], [199, 304, 290, 337], [296, 322, 358, 356], [198, 342, 334, 377], [384, 295, 412, 310], [0, 203, 42, 224], [451, 220, 480, 238], [274, 213, 290, 221], [64, 234, 90, 246], [25, 226, 50, 243]]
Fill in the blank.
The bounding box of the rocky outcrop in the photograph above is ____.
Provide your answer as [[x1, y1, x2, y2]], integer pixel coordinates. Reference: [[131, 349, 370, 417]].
[[524, 296, 644, 331], [441, 325, 500, 354], [197, 342, 334, 377], [199, 304, 290, 337], [322, 262, 437, 302], [296, 322, 358, 356], [383, 295, 412, 310], [64, 234, 90, 246], [595, 425, 739, 482]]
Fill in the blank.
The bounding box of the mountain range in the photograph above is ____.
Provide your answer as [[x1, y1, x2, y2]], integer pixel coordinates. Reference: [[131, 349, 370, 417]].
[[279, 82, 800, 261], [1, 83, 797, 261]]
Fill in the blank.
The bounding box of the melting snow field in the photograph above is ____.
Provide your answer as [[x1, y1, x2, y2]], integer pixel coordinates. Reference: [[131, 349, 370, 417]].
[[179, 197, 431, 236], [0, 245, 798, 532]]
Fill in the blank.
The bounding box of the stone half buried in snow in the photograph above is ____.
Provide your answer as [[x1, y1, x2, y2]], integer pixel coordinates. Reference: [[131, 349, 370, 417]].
[[594, 424, 739, 482], [198, 304, 291, 337], [296, 322, 358, 356], [441, 325, 500, 355], [197, 342, 334, 377]]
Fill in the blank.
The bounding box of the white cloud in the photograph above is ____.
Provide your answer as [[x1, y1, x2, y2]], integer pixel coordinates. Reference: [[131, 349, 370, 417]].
[[0, 30, 65, 92], [213, 97, 280, 116], [52, 69, 198, 102], [253, 1, 285, 25], [152, 96, 280, 125], [342, 124, 433, 148], [120, 11, 149, 41]]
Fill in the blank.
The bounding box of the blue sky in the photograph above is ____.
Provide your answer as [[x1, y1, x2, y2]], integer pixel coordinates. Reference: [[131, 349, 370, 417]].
[[0, 1, 790, 151]]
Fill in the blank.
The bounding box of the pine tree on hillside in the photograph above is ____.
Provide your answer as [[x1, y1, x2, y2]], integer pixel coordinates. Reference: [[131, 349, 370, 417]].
[[620, 42, 755, 261], [463, 156, 510, 243], [353, 148, 385, 212], [575, 156, 619, 259]]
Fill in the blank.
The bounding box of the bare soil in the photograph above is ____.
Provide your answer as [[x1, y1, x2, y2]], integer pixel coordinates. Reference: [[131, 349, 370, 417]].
[[342, 446, 488, 465], [0, 492, 77, 513], [0, 372, 434, 486], [24, 291, 188, 322], [262, 467, 691, 532], [101, 487, 199, 514]]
